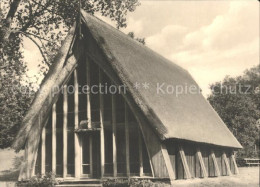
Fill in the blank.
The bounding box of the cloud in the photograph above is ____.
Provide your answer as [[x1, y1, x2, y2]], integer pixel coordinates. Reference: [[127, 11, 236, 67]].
[[122, 17, 144, 35], [144, 1, 259, 96], [22, 37, 42, 76], [183, 1, 258, 52], [146, 25, 188, 56]]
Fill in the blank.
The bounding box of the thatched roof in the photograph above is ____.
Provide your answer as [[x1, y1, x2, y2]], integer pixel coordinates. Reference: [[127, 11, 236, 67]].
[[81, 10, 242, 149], [13, 10, 242, 151]]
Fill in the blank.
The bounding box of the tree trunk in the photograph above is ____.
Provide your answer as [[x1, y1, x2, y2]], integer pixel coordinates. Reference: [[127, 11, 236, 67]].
[[0, 0, 21, 43]]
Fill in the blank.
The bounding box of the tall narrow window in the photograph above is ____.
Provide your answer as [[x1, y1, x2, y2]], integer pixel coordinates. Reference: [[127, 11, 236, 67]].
[[81, 134, 91, 175], [103, 74, 113, 175], [56, 96, 63, 176], [116, 94, 126, 175], [67, 75, 75, 175], [90, 59, 100, 123], [35, 140, 41, 175], [142, 135, 151, 175], [104, 128, 113, 175], [128, 109, 139, 175], [45, 115, 52, 172], [77, 59, 87, 124]]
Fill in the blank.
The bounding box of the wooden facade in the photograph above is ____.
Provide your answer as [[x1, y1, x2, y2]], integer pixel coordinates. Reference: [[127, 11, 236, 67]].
[[166, 140, 239, 180], [34, 55, 153, 179], [16, 11, 241, 185]]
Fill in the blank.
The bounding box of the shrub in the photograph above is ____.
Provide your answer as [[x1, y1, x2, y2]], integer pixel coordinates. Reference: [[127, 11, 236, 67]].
[[129, 179, 156, 187], [16, 172, 58, 187], [103, 178, 130, 187], [103, 178, 169, 187]]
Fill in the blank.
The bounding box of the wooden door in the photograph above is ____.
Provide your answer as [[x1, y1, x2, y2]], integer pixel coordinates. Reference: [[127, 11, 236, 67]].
[[80, 132, 100, 178]]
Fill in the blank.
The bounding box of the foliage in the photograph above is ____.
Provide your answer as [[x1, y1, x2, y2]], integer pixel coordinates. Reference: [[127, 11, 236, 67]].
[[16, 172, 58, 187], [1, 0, 140, 72], [103, 178, 129, 187], [208, 65, 260, 158], [0, 17, 35, 148], [103, 178, 169, 187], [0, 0, 140, 148], [128, 32, 145, 45], [129, 179, 167, 187]]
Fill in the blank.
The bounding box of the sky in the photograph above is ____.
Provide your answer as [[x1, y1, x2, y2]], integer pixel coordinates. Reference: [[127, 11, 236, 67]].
[[23, 0, 260, 97]]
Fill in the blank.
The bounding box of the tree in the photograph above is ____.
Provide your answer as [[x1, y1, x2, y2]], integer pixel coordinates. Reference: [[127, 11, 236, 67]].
[[0, 0, 140, 148], [1, 0, 140, 70], [208, 64, 260, 158], [0, 30, 36, 148], [128, 31, 145, 45]]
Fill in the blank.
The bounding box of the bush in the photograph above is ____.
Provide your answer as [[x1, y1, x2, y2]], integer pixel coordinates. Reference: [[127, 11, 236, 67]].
[[103, 178, 169, 187], [103, 178, 130, 187], [129, 179, 158, 187], [16, 172, 58, 187]]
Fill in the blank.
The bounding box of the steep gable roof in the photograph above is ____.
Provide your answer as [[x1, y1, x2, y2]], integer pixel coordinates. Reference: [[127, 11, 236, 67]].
[[13, 11, 242, 151], [81, 10, 242, 148]]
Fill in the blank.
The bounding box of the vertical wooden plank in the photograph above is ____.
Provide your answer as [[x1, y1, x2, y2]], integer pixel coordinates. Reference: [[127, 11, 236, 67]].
[[125, 102, 130, 177], [52, 103, 56, 174], [32, 114, 45, 176], [196, 148, 208, 178], [211, 150, 220, 177], [74, 70, 80, 178], [99, 69, 105, 178], [86, 58, 91, 128], [89, 135, 93, 177], [177, 149, 184, 179], [179, 146, 191, 179], [32, 148, 37, 176], [202, 149, 209, 176], [29, 114, 47, 178], [112, 93, 117, 177], [195, 149, 201, 178], [138, 129, 143, 177], [191, 149, 195, 178], [222, 152, 232, 176], [19, 116, 42, 179], [41, 126, 46, 175], [39, 116, 49, 176], [79, 136, 82, 176], [161, 144, 175, 181], [215, 150, 222, 176], [186, 146, 195, 178], [231, 153, 239, 174], [63, 85, 68, 178], [86, 58, 93, 177], [229, 153, 235, 174], [221, 152, 227, 176], [208, 150, 214, 177]]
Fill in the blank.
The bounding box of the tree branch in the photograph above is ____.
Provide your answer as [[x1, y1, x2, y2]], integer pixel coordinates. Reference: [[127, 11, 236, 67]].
[[21, 0, 53, 32], [23, 32, 53, 43], [19, 32, 50, 67]]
